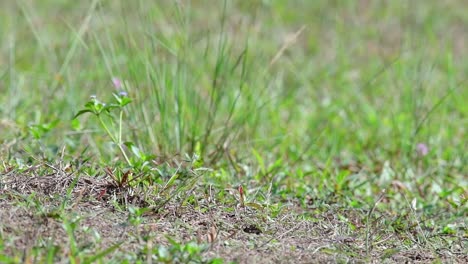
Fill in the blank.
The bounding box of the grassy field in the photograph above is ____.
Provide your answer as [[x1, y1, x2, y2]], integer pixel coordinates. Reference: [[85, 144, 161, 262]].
[[0, 0, 466, 263]]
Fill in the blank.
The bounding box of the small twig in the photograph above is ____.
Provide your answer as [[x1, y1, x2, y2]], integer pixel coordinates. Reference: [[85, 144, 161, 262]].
[[373, 234, 395, 246], [269, 25, 306, 67], [311, 244, 332, 255]]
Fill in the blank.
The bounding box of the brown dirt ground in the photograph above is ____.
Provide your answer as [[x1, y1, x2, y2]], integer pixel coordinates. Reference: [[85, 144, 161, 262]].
[[1, 171, 466, 263]]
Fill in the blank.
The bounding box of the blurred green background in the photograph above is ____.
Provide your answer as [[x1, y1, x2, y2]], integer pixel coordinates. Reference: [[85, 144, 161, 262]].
[[0, 0, 466, 200]]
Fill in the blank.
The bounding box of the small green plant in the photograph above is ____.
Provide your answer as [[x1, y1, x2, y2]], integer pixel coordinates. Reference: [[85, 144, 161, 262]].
[[148, 238, 222, 264], [127, 206, 150, 226], [62, 215, 122, 263], [28, 119, 60, 140], [74, 86, 143, 167]]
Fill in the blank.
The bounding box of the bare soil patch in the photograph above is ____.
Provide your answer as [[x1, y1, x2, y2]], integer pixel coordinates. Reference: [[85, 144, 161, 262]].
[[1, 171, 465, 263]]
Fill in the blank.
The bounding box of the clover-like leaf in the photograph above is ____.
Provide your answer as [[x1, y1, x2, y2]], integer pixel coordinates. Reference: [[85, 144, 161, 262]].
[[113, 93, 132, 107]]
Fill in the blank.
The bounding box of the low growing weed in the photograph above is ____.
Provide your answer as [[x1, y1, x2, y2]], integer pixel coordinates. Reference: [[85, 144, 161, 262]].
[[73, 90, 135, 167]]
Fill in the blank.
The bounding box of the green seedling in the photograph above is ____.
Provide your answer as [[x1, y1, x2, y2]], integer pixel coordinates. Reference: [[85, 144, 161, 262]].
[[74, 90, 135, 166]]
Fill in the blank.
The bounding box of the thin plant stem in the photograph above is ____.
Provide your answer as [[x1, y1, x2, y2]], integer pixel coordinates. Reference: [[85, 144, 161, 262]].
[[119, 110, 123, 144], [98, 114, 132, 166]]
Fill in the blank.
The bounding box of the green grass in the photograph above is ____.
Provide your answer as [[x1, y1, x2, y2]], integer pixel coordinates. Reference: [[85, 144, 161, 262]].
[[0, 0, 466, 263]]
